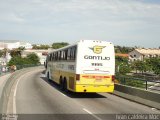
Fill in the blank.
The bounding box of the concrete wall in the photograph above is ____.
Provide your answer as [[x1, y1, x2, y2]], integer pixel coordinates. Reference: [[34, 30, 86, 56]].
[[114, 84, 160, 110]]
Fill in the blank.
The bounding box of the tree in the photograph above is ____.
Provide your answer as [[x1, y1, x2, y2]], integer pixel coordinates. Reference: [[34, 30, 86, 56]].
[[26, 53, 40, 65], [115, 45, 134, 53], [118, 64, 131, 75], [10, 47, 25, 57], [131, 60, 149, 74], [32, 44, 38, 49], [115, 56, 128, 64], [1, 48, 8, 58], [145, 58, 153, 72], [115, 56, 131, 74], [10, 49, 21, 57], [8, 53, 40, 66], [147, 57, 160, 75], [18, 46, 25, 51], [32, 44, 50, 49], [0, 50, 3, 57], [8, 56, 25, 66], [52, 42, 69, 49]]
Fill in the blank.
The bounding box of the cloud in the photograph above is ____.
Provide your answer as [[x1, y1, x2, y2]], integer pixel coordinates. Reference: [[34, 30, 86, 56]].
[[1, 0, 160, 23], [0, 0, 160, 47], [0, 13, 25, 23]]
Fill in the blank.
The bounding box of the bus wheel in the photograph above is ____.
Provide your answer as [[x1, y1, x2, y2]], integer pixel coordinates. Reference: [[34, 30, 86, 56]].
[[59, 77, 64, 90], [64, 79, 68, 92], [47, 72, 51, 82]]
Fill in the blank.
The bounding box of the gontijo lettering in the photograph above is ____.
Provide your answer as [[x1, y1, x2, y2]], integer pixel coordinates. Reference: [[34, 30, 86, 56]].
[[84, 55, 110, 60]]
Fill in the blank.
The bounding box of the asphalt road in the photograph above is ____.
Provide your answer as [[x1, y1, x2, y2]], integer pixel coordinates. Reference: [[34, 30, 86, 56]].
[[6, 67, 160, 120]]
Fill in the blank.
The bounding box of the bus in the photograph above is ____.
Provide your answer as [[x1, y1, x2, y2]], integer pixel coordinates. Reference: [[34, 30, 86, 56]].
[[45, 40, 115, 92]]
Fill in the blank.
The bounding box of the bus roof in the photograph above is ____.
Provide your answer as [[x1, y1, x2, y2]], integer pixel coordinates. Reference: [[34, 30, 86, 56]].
[[48, 40, 113, 54]]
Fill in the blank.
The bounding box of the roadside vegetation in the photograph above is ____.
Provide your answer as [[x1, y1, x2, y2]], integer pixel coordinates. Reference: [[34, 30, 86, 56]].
[[116, 56, 160, 76], [115, 45, 134, 54], [8, 53, 40, 66], [115, 46, 160, 89], [32, 42, 69, 49], [6, 47, 40, 67], [51, 42, 69, 49], [32, 44, 50, 49], [115, 46, 160, 76], [0, 42, 69, 68]]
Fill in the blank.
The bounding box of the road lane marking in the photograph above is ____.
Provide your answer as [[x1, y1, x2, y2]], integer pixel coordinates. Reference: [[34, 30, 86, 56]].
[[6, 69, 43, 114], [83, 108, 92, 114], [13, 75, 22, 114], [151, 108, 157, 111], [83, 108, 102, 120], [60, 92, 67, 97], [12, 71, 33, 114]]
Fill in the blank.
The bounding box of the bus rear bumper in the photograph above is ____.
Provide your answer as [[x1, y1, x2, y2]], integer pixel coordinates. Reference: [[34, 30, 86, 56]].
[[74, 84, 114, 93]]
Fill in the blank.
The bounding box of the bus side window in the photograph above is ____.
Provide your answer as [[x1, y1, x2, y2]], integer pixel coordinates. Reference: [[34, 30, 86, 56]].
[[67, 48, 71, 60], [62, 51, 65, 60], [52, 53, 54, 61], [62, 51, 64, 60], [73, 46, 77, 60], [50, 54, 52, 61], [55, 52, 58, 61], [65, 49, 68, 60], [70, 48, 73, 60], [47, 55, 49, 62], [53, 53, 55, 61], [59, 51, 61, 60], [71, 46, 77, 60]]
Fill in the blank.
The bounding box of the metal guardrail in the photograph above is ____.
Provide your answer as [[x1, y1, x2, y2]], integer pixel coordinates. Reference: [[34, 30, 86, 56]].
[[115, 74, 160, 91]]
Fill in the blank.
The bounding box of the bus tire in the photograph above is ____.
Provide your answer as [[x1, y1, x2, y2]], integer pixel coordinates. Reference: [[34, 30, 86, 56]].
[[47, 72, 51, 82], [59, 77, 64, 90], [64, 78, 68, 92]]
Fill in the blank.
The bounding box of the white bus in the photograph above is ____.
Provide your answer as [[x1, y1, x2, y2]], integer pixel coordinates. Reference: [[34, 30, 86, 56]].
[[45, 40, 115, 92]]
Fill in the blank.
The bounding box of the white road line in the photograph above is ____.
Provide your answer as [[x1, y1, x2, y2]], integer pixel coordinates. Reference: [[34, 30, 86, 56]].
[[8, 69, 41, 115], [151, 108, 157, 111], [60, 92, 67, 97], [83, 108, 92, 114], [83, 108, 102, 120], [13, 76, 21, 114]]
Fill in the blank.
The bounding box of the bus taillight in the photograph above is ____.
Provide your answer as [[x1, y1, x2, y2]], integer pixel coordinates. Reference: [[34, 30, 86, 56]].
[[76, 74, 80, 81], [112, 75, 115, 83]]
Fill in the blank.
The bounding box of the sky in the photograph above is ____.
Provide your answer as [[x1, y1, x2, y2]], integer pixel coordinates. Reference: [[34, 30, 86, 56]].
[[0, 0, 160, 48]]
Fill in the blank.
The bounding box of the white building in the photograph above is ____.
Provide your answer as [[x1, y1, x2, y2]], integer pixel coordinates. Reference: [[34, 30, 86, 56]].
[[129, 48, 160, 62], [0, 40, 32, 50], [0, 40, 33, 65], [22, 50, 48, 65]]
